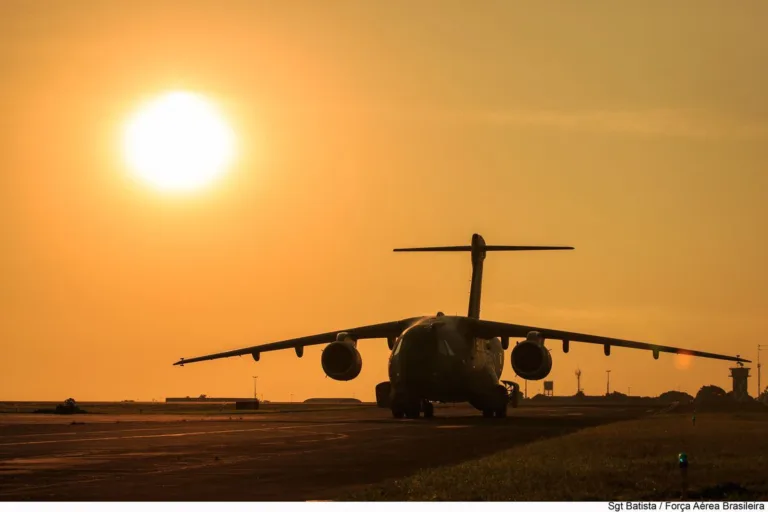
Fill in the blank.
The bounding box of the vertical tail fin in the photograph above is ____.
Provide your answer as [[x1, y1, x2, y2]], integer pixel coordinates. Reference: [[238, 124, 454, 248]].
[[393, 234, 573, 319], [467, 233, 486, 319]]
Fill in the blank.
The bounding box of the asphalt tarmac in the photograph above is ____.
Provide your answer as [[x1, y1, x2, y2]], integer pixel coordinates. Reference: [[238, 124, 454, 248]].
[[0, 404, 654, 501]]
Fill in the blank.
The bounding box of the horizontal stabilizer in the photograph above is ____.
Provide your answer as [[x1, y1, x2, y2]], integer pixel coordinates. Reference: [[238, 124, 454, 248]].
[[486, 246, 573, 251], [394, 245, 472, 252], [394, 245, 573, 252], [395, 234, 574, 319]]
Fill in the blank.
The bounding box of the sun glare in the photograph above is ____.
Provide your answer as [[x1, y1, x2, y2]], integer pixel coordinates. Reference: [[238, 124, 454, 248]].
[[674, 353, 693, 370], [122, 91, 236, 192]]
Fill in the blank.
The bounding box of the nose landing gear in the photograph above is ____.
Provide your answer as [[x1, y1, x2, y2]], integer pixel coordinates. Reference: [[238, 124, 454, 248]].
[[423, 400, 434, 418], [482, 405, 507, 418], [391, 397, 433, 419], [479, 385, 510, 418]]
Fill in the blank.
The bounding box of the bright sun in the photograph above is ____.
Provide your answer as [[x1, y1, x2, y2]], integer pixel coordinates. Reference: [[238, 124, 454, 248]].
[[123, 91, 236, 192]]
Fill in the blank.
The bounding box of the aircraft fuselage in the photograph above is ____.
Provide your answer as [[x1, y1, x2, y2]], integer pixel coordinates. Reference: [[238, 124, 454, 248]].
[[386, 315, 508, 416]]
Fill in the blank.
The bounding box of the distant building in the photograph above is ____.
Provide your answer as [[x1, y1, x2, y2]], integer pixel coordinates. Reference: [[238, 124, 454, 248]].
[[729, 366, 751, 402], [235, 400, 260, 410], [166, 397, 254, 403], [303, 398, 362, 404]]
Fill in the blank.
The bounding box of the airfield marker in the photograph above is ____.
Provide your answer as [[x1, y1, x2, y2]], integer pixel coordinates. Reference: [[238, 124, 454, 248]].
[[678, 452, 689, 499]]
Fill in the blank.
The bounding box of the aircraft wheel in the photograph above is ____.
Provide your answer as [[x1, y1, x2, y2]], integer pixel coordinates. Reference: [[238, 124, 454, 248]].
[[482, 409, 494, 418], [405, 404, 421, 419], [495, 405, 508, 418], [376, 382, 393, 409], [422, 401, 434, 419], [391, 403, 405, 419]]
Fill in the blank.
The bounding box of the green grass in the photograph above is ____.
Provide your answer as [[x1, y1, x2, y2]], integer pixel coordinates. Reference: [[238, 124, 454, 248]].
[[343, 412, 768, 501]]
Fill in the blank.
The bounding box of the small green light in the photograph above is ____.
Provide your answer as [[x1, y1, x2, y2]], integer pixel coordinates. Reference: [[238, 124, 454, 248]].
[[678, 452, 688, 468]]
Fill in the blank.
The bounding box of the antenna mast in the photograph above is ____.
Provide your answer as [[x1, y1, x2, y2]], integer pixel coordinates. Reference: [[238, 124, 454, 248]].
[[575, 368, 582, 395], [758, 345, 767, 398]]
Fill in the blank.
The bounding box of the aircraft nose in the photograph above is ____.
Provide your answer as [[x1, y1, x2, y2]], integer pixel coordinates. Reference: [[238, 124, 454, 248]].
[[400, 325, 438, 386]]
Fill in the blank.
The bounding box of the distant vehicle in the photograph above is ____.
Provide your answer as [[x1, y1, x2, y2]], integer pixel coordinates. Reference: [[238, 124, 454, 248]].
[[175, 234, 748, 419]]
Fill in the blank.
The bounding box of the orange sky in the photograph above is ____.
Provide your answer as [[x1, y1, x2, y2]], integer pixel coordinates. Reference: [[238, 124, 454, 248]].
[[2, 1, 767, 401]]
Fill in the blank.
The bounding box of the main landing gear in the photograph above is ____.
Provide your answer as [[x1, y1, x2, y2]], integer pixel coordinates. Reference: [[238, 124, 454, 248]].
[[391, 399, 433, 419]]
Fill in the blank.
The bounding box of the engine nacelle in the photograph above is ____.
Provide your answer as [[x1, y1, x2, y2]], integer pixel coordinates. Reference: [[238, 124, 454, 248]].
[[511, 332, 553, 380], [321, 340, 362, 381]]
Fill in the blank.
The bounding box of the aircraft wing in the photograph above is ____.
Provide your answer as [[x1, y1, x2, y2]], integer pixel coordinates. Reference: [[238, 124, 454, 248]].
[[173, 317, 426, 366], [471, 319, 750, 363]]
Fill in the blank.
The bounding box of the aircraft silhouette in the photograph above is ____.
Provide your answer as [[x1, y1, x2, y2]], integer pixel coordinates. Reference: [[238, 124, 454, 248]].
[[175, 233, 749, 419]]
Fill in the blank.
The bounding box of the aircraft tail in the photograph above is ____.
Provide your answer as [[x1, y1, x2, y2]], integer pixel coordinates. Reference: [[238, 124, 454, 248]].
[[394, 234, 573, 319]]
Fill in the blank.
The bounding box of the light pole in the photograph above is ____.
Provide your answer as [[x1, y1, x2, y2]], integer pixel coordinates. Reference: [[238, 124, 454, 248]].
[[252, 376, 258, 400], [758, 344, 765, 396], [606, 370, 611, 396]]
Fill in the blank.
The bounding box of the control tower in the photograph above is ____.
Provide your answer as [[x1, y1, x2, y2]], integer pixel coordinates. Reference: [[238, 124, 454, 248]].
[[729, 365, 751, 402]]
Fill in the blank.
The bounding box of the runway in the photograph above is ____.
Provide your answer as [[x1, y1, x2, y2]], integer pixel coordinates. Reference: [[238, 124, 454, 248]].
[[0, 404, 653, 501]]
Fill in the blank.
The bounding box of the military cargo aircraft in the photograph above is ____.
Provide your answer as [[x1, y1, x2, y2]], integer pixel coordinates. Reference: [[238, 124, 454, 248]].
[[175, 233, 748, 419]]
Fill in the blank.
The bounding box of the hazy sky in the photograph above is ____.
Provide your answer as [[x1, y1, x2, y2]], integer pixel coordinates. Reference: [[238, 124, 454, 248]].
[[2, 1, 766, 401]]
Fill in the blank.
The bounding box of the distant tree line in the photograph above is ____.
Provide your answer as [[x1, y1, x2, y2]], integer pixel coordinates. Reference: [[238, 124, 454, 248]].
[[33, 398, 87, 415]]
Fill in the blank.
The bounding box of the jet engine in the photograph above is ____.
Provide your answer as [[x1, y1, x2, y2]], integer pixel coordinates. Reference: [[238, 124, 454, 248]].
[[321, 334, 363, 381], [510, 331, 552, 381]]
